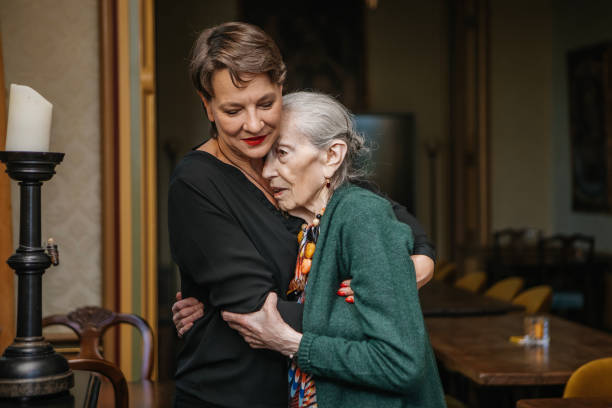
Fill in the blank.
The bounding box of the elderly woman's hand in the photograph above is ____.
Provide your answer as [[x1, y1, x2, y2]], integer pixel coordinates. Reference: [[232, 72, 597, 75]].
[[222, 292, 302, 357], [172, 292, 204, 337]]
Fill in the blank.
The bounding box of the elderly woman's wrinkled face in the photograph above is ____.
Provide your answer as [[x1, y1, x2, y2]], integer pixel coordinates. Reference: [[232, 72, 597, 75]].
[[201, 69, 283, 160], [263, 114, 328, 220]]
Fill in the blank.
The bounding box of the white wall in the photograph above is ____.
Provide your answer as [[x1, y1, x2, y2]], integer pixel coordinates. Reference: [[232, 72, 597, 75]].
[[1, 0, 102, 315], [490, 0, 553, 234]]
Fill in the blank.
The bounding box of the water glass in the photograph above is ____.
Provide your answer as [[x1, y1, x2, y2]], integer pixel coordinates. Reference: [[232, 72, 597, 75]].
[[524, 316, 550, 345]]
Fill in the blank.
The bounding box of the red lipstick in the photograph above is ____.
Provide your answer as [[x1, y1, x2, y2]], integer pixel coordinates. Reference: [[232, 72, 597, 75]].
[[243, 135, 267, 146]]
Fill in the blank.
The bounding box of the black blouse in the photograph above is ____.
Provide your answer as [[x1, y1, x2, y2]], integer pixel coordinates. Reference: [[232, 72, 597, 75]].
[[168, 150, 435, 407], [169, 150, 303, 407]]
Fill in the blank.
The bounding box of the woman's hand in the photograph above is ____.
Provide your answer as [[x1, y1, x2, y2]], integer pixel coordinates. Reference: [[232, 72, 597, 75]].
[[337, 279, 355, 303], [172, 292, 204, 337], [222, 292, 302, 357], [336, 255, 431, 304]]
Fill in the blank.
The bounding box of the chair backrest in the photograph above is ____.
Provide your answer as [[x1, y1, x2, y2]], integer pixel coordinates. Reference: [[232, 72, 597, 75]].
[[493, 228, 541, 248], [454, 271, 487, 293], [69, 358, 129, 408], [43, 306, 154, 380], [563, 357, 612, 398], [484, 277, 525, 302], [434, 262, 457, 282], [512, 285, 553, 314], [539, 233, 595, 264], [493, 228, 541, 265]]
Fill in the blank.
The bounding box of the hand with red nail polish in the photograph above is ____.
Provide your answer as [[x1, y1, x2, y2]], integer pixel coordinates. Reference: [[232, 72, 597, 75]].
[[337, 279, 355, 303]]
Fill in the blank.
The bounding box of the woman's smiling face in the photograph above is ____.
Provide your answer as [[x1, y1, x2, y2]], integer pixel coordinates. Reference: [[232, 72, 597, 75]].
[[201, 69, 283, 160], [262, 113, 328, 220]]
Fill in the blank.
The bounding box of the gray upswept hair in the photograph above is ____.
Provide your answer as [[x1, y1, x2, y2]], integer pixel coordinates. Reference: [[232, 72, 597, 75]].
[[282, 92, 369, 189]]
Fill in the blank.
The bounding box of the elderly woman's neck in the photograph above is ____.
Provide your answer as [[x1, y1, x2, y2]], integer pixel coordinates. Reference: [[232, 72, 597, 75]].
[[289, 188, 332, 223]]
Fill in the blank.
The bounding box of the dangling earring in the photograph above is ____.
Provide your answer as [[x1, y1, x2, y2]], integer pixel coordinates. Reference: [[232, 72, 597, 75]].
[[325, 177, 331, 188]]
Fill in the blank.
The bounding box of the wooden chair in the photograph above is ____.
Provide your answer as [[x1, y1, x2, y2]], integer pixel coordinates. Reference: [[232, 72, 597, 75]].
[[512, 285, 553, 314], [70, 358, 129, 408], [434, 262, 456, 282], [454, 271, 487, 293], [484, 277, 525, 302], [490, 228, 541, 283], [493, 228, 541, 260], [43, 306, 154, 407], [541, 233, 595, 264], [563, 357, 612, 398]]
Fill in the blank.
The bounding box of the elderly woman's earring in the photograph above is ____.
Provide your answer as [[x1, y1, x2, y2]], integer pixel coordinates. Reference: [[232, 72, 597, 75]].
[[325, 177, 331, 188]]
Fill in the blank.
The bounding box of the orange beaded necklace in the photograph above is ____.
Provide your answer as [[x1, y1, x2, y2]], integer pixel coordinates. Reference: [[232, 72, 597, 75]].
[[286, 207, 325, 300], [287, 207, 326, 408]]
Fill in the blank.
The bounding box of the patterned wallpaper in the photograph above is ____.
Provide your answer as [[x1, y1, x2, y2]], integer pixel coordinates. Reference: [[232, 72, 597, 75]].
[[1, 0, 102, 317]]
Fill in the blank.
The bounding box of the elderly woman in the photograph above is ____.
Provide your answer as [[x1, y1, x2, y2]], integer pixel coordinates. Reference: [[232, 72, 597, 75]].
[[170, 21, 436, 407], [222, 91, 445, 407]]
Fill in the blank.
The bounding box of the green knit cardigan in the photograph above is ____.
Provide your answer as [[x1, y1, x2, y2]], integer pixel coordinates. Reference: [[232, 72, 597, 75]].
[[296, 184, 445, 408]]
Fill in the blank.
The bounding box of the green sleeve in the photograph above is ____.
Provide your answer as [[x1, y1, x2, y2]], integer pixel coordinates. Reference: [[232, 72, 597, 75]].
[[296, 196, 429, 394]]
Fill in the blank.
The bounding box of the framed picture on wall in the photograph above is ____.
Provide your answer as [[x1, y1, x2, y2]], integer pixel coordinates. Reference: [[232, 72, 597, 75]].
[[567, 43, 612, 212]]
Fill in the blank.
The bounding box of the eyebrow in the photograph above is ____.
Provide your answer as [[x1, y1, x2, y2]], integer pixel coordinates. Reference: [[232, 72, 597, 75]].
[[277, 142, 294, 149], [219, 92, 277, 109]]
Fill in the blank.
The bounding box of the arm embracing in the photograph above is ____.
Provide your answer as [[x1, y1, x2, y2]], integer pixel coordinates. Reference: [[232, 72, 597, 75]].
[[168, 179, 302, 326], [389, 200, 435, 287], [296, 198, 430, 393]]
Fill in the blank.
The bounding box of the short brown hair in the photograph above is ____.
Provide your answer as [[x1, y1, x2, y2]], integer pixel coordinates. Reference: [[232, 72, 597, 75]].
[[189, 22, 287, 100]]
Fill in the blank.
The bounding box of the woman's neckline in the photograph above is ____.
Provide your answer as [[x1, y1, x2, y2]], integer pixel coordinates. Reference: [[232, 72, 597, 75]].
[[189, 147, 292, 219], [193, 142, 277, 207]]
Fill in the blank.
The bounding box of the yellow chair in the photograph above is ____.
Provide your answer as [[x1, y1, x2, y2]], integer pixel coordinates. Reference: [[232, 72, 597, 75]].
[[484, 277, 525, 302], [434, 262, 456, 282], [563, 357, 612, 398], [512, 285, 553, 314], [454, 271, 487, 293]]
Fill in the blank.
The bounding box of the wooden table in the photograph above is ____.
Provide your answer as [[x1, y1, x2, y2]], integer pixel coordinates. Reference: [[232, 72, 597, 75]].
[[426, 313, 612, 386], [517, 398, 612, 407], [419, 280, 523, 317]]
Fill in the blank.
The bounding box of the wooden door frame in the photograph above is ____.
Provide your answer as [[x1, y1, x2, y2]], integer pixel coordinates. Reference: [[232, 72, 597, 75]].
[[449, 0, 491, 265], [99, 0, 157, 380]]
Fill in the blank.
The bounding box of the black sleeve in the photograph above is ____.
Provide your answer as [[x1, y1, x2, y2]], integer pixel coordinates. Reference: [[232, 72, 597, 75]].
[[169, 178, 302, 329], [389, 199, 436, 261]]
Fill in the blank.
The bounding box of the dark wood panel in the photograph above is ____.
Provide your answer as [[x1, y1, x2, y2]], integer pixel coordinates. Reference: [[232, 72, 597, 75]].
[[426, 314, 612, 386]]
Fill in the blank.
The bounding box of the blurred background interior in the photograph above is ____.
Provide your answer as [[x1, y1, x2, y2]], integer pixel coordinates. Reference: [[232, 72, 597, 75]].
[[2, 1, 612, 407]]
